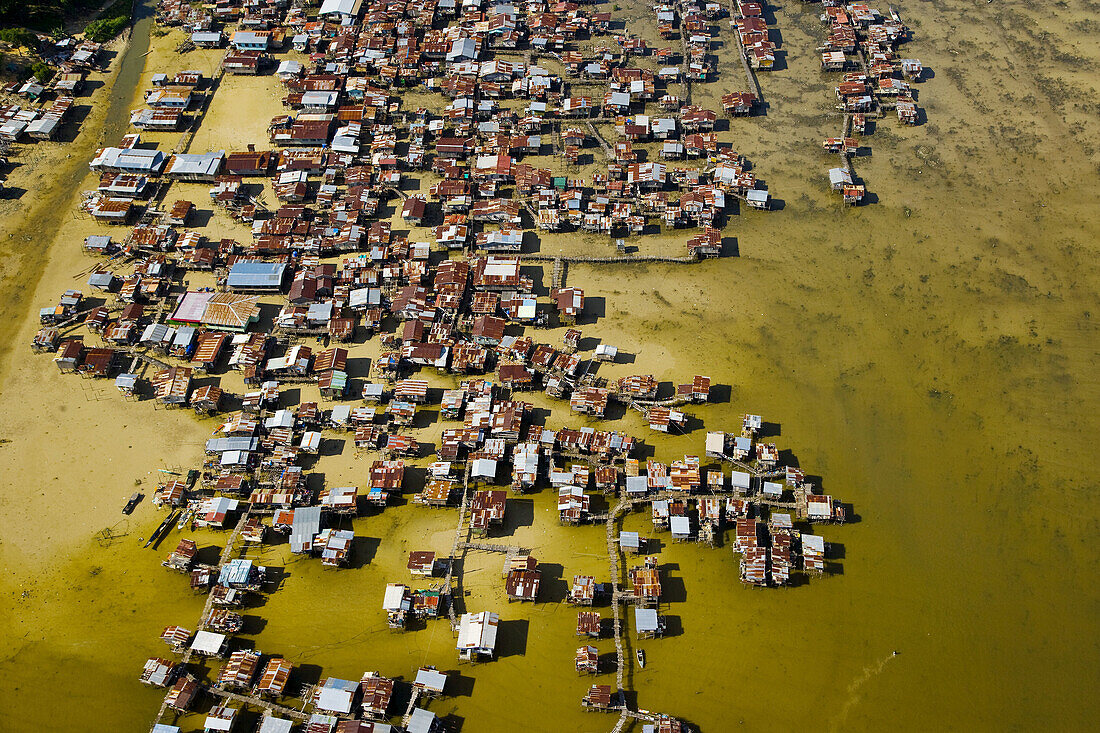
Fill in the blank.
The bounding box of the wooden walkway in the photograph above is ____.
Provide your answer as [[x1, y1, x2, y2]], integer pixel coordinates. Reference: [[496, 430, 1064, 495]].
[[458, 541, 528, 555], [730, 8, 764, 101], [147, 507, 254, 732], [443, 464, 473, 627], [207, 687, 310, 722], [585, 120, 613, 159], [604, 498, 630, 692], [120, 347, 172, 371], [550, 257, 565, 289], [517, 253, 700, 265], [401, 686, 423, 727], [679, 4, 693, 105], [840, 114, 856, 178]]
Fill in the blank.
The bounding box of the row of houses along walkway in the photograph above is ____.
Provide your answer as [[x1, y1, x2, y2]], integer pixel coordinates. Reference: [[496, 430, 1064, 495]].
[[148, 506, 263, 731]]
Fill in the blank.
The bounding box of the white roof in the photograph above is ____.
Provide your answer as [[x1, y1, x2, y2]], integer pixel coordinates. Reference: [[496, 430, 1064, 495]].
[[730, 471, 751, 489], [265, 409, 296, 429], [167, 150, 224, 177], [414, 667, 447, 692], [302, 90, 339, 107], [383, 583, 410, 611], [348, 286, 382, 308], [517, 300, 537, 319], [747, 189, 769, 203], [471, 458, 497, 479], [277, 59, 302, 75], [802, 534, 825, 553], [319, 0, 363, 15], [204, 713, 234, 731], [635, 607, 659, 632], [705, 431, 725, 453], [300, 431, 322, 451], [258, 716, 294, 733], [448, 37, 477, 60], [220, 450, 248, 466], [771, 513, 793, 529], [27, 117, 59, 135], [316, 682, 354, 708], [408, 708, 438, 733], [457, 611, 499, 652], [670, 515, 691, 536], [483, 258, 518, 277], [332, 134, 359, 153], [828, 167, 852, 185], [190, 630, 226, 654]]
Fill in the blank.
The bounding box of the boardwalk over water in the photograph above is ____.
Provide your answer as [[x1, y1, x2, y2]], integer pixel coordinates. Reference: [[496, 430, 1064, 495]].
[[517, 253, 701, 265], [148, 507, 255, 732], [207, 687, 309, 722], [443, 463, 473, 627], [729, 8, 764, 101], [551, 257, 565, 289]]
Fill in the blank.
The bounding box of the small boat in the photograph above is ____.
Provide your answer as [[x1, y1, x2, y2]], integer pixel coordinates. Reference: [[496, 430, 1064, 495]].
[[176, 507, 193, 530], [123, 492, 142, 515], [143, 510, 179, 548], [636, 649, 646, 668]]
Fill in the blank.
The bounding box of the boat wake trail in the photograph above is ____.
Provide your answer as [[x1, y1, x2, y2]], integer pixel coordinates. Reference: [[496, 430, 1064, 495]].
[[830, 652, 898, 732]]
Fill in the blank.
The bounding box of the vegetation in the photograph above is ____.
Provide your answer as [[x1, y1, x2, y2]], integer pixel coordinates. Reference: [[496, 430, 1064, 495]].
[[83, 0, 131, 42], [28, 59, 53, 81], [0, 27, 40, 49], [0, 0, 90, 32], [83, 14, 126, 41]]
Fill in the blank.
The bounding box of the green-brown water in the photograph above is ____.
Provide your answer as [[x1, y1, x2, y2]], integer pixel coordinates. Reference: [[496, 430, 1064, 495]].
[[1, 0, 1099, 731]]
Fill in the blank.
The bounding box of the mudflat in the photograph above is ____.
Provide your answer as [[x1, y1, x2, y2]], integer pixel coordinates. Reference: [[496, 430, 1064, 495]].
[[0, 0, 1097, 731]]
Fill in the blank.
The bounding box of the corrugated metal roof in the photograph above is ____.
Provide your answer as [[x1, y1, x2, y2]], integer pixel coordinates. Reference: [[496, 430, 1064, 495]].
[[226, 261, 287, 289]]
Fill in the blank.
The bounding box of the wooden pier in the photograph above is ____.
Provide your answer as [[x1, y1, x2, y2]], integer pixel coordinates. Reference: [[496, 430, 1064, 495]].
[[730, 8, 764, 102], [585, 120, 614, 159], [443, 463, 473, 628], [401, 685, 423, 727], [551, 257, 565, 289], [147, 507, 255, 733], [517, 253, 701, 266], [840, 113, 857, 180], [206, 687, 310, 723], [679, 9, 693, 105], [604, 497, 630, 693], [457, 541, 528, 555]]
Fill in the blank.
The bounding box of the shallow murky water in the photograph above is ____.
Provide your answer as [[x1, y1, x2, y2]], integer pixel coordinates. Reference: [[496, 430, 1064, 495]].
[[1, 0, 1098, 731]]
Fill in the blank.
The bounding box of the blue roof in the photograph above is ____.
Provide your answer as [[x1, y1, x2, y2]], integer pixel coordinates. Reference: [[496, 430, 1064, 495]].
[[219, 559, 253, 586], [226, 261, 287, 290]]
